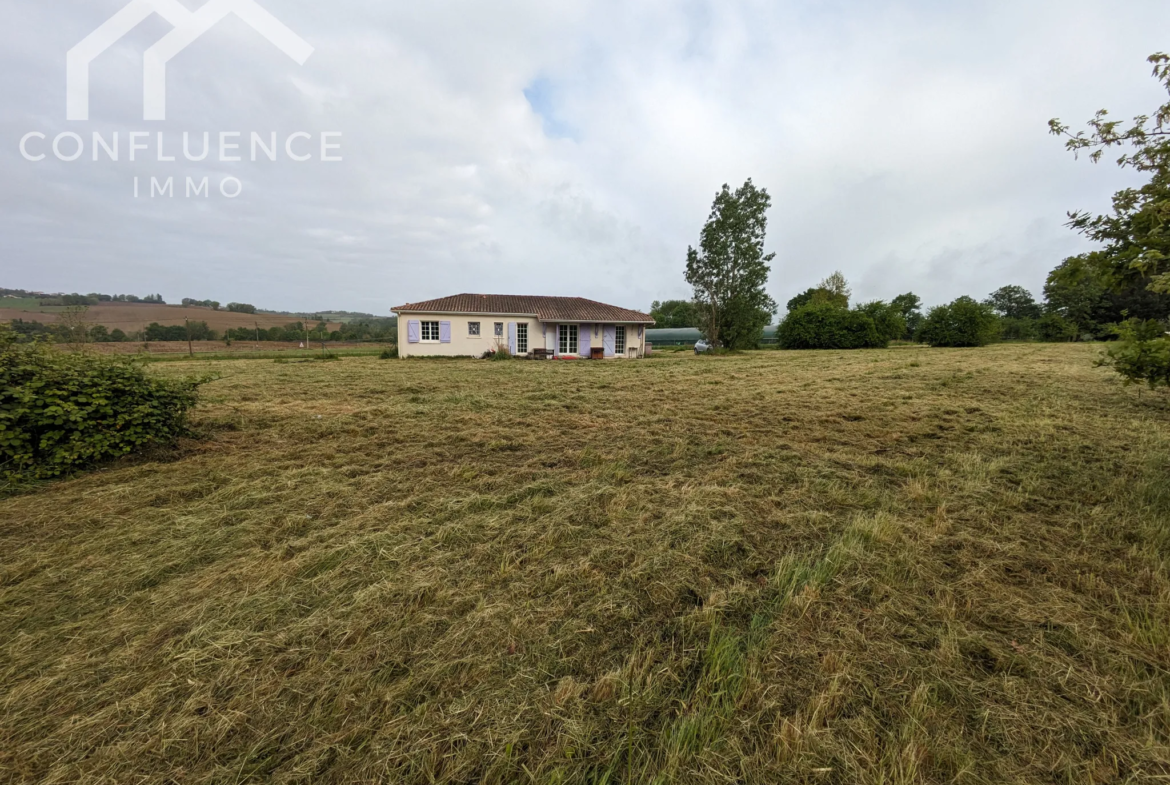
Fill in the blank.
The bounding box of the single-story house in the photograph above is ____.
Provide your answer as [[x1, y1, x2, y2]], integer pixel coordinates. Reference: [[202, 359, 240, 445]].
[[392, 294, 655, 359]]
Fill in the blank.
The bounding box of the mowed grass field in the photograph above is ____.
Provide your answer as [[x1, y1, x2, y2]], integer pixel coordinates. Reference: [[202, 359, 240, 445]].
[[2, 345, 1169, 784]]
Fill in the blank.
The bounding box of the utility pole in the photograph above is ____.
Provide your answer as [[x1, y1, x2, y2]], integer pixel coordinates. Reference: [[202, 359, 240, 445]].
[[255, 321, 259, 348], [185, 318, 193, 357]]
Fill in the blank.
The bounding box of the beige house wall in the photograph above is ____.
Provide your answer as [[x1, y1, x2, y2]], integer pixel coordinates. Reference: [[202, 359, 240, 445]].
[[541, 322, 646, 358], [396, 313, 542, 358], [396, 312, 649, 358]]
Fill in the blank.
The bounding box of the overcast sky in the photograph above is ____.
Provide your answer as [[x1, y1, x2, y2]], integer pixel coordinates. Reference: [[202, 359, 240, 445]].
[[2, 0, 1168, 316]]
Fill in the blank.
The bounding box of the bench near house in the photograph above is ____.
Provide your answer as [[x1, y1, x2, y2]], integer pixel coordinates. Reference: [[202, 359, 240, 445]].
[[392, 294, 655, 359]]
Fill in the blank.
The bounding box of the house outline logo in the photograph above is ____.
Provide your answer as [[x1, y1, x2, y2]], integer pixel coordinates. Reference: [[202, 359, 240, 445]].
[[67, 0, 314, 121]]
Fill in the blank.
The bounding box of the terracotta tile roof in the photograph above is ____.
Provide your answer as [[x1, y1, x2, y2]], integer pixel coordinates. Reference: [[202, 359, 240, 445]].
[[392, 294, 655, 324]]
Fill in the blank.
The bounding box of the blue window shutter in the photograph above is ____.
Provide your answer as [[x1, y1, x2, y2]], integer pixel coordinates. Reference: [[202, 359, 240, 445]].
[[603, 326, 616, 356], [508, 322, 517, 354], [407, 320, 420, 343], [439, 321, 451, 343], [579, 324, 591, 356]]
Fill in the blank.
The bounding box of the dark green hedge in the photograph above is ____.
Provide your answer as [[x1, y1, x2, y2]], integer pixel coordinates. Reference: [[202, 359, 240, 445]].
[[778, 303, 885, 349], [0, 329, 204, 479]]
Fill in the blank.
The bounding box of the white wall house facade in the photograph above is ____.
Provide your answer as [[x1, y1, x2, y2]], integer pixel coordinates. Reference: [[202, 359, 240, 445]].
[[392, 294, 655, 359]]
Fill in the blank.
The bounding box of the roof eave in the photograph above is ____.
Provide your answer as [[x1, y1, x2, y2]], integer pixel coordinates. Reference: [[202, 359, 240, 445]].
[[392, 309, 655, 323], [392, 308, 540, 318]]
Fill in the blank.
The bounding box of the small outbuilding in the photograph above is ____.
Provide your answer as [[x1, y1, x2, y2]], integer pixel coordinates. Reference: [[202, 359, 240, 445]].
[[392, 294, 655, 359]]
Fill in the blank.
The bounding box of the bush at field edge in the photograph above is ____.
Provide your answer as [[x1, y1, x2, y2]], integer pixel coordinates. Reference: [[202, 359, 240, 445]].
[[0, 327, 206, 479]]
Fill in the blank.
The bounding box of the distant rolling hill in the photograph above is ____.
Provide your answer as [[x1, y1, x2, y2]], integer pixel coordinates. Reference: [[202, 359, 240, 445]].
[[0, 299, 344, 333], [262, 310, 386, 324]]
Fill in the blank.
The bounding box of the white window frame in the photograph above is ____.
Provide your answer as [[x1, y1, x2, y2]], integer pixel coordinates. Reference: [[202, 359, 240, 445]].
[[420, 320, 440, 342], [516, 323, 528, 354], [558, 324, 578, 355], [494, 322, 504, 337], [615, 325, 626, 355], [468, 321, 481, 337]]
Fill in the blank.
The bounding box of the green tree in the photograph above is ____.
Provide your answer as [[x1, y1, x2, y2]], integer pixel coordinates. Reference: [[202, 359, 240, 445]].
[[685, 179, 778, 349], [854, 300, 906, 343], [1034, 312, 1077, 342], [649, 299, 697, 328], [226, 302, 257, 314], [984, 285, 1042, 320], [719, 294, 775, 350], [182, 298, 222, 310], [918, 296, 1001, 347], [983, 286, 1043, 341], [57, 305, 91, 350], [786, 288, 818, 312], [144, 321, 214, 341], [890, 293, 923, 339], [1043, 253, 1115, 338], [818, 271, 851, 306], [786, 286, 848, 312], [1049, 53, 1170, 295]]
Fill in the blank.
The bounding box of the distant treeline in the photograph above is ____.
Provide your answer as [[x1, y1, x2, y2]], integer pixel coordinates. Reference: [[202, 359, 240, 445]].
[[158, 300, 260, 314], [3, 287, 384, 324], [266, 309, 384, 323], [29, 292, 166, 306], [9, 317, 397, 344], [652, 272, 1170, 349]]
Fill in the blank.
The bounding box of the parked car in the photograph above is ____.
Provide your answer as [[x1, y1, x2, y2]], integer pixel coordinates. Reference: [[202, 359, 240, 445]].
[[694, 340, 712, 354]]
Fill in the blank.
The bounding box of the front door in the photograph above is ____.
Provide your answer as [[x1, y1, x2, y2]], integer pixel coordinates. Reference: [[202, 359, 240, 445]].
[[558, 324, 578, 355]]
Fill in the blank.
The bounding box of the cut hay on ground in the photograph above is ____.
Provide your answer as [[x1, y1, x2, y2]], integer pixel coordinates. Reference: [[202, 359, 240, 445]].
[[1, 345, 1168, 783]]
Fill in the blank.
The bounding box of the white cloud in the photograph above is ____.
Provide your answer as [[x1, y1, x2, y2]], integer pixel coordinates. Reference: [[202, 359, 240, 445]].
[[1, 0, 1167, 314]]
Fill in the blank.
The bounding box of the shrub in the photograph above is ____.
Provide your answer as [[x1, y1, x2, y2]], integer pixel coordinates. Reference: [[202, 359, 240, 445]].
[[778, 302, 884, 349], [1096, 321, 1170, 389], [918, 296, 1001, 347], [379, 347, 398, 359], [487, 345, 513, 361], [0, 328, 205, 479]]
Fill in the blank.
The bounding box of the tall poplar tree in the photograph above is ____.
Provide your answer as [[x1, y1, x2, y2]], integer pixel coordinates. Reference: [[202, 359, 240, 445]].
[[684, 179, 777, 349]]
